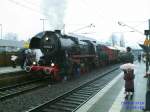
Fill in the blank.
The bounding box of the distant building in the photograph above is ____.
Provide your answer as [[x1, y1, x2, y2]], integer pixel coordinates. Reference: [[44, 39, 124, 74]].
[[3, 33, 18, 41], [120, 36, 125, 47], [0, 39, 24, 52], [111, 32, 125, 47]]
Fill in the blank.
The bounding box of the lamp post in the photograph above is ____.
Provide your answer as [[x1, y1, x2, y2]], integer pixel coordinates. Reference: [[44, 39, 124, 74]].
[[0, 24, 2, 39], [40, 19, 47, 32]]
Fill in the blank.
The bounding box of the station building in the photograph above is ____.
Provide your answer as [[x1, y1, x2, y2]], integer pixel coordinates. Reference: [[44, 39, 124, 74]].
[[0, 39, 25, 66], [0, 39, 24, 52]]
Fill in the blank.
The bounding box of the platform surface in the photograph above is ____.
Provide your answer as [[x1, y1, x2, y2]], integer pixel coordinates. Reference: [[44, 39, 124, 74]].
[[76, 61, 148, 112], [0, 66, 22, 74]]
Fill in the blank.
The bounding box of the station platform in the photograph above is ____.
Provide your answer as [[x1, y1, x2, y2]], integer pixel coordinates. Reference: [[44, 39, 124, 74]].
[[76, 61, 149, 112], [0, 66, 22, 74]]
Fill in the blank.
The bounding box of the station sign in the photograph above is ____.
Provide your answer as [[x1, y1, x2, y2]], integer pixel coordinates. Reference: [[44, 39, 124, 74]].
[[144, 38, 150, 46]]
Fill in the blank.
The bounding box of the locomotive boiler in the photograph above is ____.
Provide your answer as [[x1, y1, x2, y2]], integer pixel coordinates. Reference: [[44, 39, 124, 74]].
[[31, 30, 74, 59]]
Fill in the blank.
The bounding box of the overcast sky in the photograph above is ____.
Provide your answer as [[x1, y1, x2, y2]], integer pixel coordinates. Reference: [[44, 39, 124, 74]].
[[0, 0, 150, 48]]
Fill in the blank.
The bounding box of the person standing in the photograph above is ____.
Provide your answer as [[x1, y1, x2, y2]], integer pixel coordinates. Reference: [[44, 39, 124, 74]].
[[32, 49, 43, 64], [123, 47, 135, 99], [144, 52, 150, 78], [11, 54, 18, 68], [11, 55, 18, 68], [18, 48, 27, 69], [123, 68, 135, 99], [124, 47, 134, 64], [138, 54, 141, 63]]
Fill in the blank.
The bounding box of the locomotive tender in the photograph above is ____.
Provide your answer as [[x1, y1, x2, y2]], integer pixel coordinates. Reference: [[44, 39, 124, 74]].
[[27, 30, 121, 80]]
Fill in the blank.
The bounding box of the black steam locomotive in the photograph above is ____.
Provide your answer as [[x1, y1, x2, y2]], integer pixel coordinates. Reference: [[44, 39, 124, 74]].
[[30, 30, 96, 65], [27, 30, 120, 80]]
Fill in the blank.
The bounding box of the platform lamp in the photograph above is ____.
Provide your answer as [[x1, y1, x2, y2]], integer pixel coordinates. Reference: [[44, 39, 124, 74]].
[[40, 19, 47, 32]]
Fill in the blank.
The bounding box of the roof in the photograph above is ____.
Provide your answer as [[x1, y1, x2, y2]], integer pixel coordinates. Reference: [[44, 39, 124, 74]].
[[67, 33, 104, 45], [139, 44, 150, 52], [114, 46, 126, 51], [107, 46, 117, 50]]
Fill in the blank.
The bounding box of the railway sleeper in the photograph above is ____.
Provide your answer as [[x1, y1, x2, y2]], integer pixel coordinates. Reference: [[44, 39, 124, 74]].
[[77, 90, 93, 95], [82, 86, 101, 90], [1, 89, 18, 94], [80, 88, 99, 92], [65, 97, 85, 103], [88, 83, 104, 87], [71, 94, 90, 98], [60, 99, 81, 105], [48, 104, 73, 112], [55, 102, 77, 109], [90, 80, 108, 85], [43, 108, 70, 112], [0, 92, 7, 95], [73, 93, 91, 97], [68, 95, 88, 100], [86, 86, 101, 90]]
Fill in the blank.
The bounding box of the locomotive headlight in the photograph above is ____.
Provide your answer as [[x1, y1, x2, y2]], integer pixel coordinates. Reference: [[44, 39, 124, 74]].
[[33, 61, 36, 65], [45, 37, 49, 41], [51, 63, 55, 67]]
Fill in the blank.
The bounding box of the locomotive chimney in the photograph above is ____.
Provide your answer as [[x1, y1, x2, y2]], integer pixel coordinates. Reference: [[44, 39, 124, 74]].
[[55, 30, 61, 34]]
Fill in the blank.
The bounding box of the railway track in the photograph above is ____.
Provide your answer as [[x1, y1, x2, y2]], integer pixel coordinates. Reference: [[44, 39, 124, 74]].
[[27, 67, 121, 112], [0, 78, 49, 101]]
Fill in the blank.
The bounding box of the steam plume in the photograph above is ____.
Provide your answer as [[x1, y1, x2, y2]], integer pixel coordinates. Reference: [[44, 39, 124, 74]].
[[41, 0, 67, 30]]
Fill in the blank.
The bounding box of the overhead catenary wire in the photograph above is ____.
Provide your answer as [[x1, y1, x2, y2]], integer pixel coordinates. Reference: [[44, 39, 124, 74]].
[[81, 0, 148, 34], [7, 0, 148, 40], [118, 21, 145, 35], [23, 0, 148, 29], [7, 0, 50, 18], [81, 0, 147, 47]]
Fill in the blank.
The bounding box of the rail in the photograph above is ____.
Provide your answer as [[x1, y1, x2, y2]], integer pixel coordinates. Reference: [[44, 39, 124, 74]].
[[26, 67, 120, 112]]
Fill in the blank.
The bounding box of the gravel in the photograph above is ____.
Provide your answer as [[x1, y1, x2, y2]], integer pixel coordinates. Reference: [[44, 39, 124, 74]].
[[0, 64, 120, 112]]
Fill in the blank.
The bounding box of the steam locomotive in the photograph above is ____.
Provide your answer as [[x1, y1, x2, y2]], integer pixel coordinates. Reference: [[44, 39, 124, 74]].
[[26, 30, 121, 80]]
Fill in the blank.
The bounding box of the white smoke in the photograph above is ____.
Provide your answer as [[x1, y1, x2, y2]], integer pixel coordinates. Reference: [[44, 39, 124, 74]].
[[41, 0, 67, 30]]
